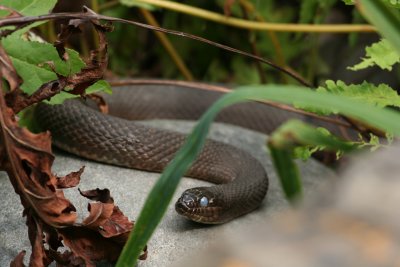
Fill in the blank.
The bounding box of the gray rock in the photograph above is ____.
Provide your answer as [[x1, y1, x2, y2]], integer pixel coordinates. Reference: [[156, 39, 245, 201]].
[[0, 121, 335, 266]]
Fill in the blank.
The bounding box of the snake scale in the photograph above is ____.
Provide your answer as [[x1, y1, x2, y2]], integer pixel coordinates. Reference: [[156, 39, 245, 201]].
[[36, 82, 312, 224]]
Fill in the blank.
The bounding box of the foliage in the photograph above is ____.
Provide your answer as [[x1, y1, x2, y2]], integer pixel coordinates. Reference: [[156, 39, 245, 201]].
[[295, 80, 400, 115], [0, 0, 57, 32], [357, 0, 400, 54], [2, 35, 85, 93], [0, 0, 57, 16], [0, 1, 111, 109], [344, 0, 400, 8], [349, 39, 400, 71]]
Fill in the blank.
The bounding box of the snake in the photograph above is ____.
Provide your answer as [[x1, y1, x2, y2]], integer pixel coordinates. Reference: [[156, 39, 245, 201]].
[[35, 82, 318, 224]]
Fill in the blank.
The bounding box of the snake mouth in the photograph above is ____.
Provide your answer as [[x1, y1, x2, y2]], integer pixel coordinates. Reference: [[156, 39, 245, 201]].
[[175, 189, 223, 224]]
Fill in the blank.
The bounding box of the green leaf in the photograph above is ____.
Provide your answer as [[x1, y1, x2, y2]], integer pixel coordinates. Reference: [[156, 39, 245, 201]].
[[85, 80, 112, 95], [45, 80, 112, 105], [0, 0, 57, 16], [2, 35, 85, 94], [344, 0, 400, 8], [293, 145, 321, 160], [10, 57, 57, 94], [268, 146, 302, 201], [269, 120, 355, 151], [349, 39, 400, 70], [116, 85, 400, 266], [358, 0, 400, 54], [0, 0, 57, 33], [119, 0, 156, 10], [296, 80, 400, 114], [318, 80, 400, 108]]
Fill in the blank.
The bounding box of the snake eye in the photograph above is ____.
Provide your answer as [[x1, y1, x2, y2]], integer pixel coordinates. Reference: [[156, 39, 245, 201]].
[[199, 196, 208, 207]]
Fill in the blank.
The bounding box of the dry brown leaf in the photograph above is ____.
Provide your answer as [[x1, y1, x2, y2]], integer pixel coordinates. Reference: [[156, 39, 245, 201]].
[[2, 83, 143, 265], [56, 166, 85, 189], [0, 44, 22, 91]]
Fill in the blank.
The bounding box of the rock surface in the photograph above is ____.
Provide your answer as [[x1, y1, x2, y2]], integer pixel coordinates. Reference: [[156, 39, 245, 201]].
[[0, 121, 335, 266]]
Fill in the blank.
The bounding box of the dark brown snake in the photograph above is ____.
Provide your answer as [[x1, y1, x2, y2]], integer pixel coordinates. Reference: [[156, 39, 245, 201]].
[[35, 82, 329, 224]]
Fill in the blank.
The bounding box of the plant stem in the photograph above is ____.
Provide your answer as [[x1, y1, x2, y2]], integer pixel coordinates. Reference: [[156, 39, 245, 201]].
[[239, 0, 287, 83], [134, 0, 376, 33], [139, 9, 194, 81]]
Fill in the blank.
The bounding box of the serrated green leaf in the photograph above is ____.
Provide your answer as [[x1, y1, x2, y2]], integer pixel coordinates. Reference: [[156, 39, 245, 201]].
[[349, 39, 400, 71], [86, 80, 112, 95], [0, 0, 57, 33], [119, 0, 156, 10], [2, 35, 85, 77], [45, 80, 113, 105], [2, 35, 85, 94], [295, 80, 400, 115], [358, 133, 386, 151], [293, 146, 320, 161], [10, 57, 57, 94], [269, 120, 355, 151], [358, 0, 400, 54], [0, 0, 57, 16], [344, 0, 400, 8], [319, 80, 400, 108]]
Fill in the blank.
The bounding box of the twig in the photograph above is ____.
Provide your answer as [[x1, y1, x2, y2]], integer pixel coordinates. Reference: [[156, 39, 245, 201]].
[[0, 9, 311, 87]]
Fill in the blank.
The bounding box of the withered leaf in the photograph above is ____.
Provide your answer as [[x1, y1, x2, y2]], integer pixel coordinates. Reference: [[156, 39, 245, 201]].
[[0, 44, 22, 91], [56, 166, 85, 189], [59, 227, 127, 266], [79, 188, 113, 203], [0, 73, 143, 265], [87, 93, 109, 114], [56, 7, 112, 97], [10, 250, 26, 267], [0, 8, 146, 266]]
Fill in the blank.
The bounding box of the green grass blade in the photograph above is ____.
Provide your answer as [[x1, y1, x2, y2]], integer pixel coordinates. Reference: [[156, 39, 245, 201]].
[[116, 85, 400, 266], [269, 120, 356, 152], [358, 0, 400, 54], [268, 146, 302, 201]]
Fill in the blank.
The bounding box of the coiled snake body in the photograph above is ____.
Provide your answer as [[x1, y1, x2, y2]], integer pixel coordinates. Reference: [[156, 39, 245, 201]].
[[36, 82, 307, 224]]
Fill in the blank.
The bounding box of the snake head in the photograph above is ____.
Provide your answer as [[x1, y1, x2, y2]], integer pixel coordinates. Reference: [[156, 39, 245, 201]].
[[175, 187, 224, 224]]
